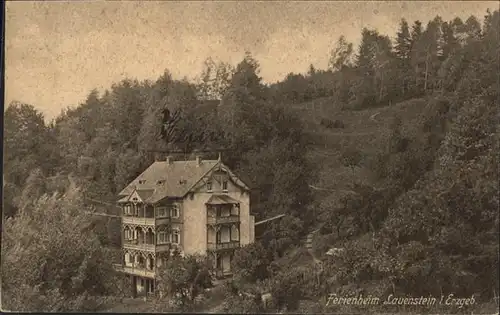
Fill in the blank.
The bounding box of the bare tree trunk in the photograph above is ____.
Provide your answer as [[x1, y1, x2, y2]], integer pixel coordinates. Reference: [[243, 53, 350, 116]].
[[415, 66, 419, 91], [424, 52, 430, 92], [379, 73, 384, 102]]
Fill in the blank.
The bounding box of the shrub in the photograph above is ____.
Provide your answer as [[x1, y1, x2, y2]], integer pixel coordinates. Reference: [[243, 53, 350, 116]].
[[320, 118, 345, 129]]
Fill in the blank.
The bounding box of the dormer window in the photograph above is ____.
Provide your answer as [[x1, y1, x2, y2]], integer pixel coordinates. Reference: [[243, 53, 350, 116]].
[[207, 181, 213, 192]]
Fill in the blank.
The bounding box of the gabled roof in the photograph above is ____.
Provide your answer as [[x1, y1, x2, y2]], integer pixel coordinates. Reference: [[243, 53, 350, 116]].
[[136, 189, 155, 201], [117, 188, 155, 203], [117, 159, 249, 203], [206, 194, 240, 205]]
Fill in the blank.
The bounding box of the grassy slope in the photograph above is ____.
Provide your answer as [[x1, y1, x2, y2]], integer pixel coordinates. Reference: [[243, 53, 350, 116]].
[[290, 96, 430, 208]]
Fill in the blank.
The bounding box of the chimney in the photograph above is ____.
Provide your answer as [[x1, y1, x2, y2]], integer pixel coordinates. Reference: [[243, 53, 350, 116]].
[[166, 155, 173, 165], [196, 155, 201, 166]]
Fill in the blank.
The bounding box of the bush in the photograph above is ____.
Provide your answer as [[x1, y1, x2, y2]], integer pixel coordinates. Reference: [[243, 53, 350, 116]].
[[312, 233, 336, 259], [320, 118, 345, 129]]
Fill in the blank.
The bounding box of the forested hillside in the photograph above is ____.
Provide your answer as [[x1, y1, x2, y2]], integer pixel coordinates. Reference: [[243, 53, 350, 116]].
[[2, 9, 498, 313]]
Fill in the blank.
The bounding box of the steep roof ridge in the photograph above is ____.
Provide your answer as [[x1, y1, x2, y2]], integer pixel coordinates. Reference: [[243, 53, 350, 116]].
[[183, 159, 221, 195]]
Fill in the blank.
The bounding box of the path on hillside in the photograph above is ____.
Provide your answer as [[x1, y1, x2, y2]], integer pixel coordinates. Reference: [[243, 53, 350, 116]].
[[303, 229, 321, 265]]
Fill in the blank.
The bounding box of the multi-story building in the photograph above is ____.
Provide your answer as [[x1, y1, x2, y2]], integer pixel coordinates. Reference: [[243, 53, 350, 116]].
[[115, 155, 255, 297]]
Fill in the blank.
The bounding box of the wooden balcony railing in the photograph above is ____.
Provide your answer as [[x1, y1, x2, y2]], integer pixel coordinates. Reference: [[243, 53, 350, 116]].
[[207, 215, 240, 225], [118, 265, 155, 278], [207, 241, 240, 251], [122, 216, 172, 226], [123, 240, 155, 251], [122, 216, 155, 225]]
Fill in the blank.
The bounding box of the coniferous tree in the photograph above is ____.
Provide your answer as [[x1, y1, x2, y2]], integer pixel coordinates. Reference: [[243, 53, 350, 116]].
[[394, 19, 413, 97]]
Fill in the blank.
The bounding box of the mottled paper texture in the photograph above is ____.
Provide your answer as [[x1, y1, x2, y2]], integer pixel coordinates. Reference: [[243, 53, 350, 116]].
[[3, 1, 499, 314]]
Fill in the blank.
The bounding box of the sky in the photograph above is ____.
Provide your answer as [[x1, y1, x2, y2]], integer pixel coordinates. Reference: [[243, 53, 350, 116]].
[[4, 1, 497, 120]]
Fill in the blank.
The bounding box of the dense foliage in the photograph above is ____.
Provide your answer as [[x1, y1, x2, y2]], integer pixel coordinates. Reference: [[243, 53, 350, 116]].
[[1, 179, 125, 311]]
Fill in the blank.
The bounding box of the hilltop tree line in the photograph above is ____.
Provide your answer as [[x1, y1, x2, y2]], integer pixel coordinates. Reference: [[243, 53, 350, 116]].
[[271, 11, 495, 110], [2, 9, 498, 313]]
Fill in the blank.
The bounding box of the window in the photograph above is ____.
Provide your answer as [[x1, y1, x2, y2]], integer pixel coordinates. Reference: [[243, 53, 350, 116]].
[[216, 230, 221, 244], [170, 204, 180, 218], [158, 231, 168, 244], [231, 204, 240, 216], [216, 256, 222, 269], [222, 180, 228, 191], [139, 180, 146, 184], [157, 207, 167, 218], [124, 205, 132, 215], [127, 253, 133, 263], [157, 180, 165, 185], [171, 229, 180, 244], [207, 181, 213, 192], [148, 280, 154, 293], [231, 225, 240, 241]]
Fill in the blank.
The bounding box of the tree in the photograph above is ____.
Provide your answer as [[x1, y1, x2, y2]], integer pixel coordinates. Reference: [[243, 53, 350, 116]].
[[16, 168, 47, 212], [220, 52, 268, 142], [411, 16, 444, 92], [319, 195, 354, 239], [231, 242, 272, 283], [1, 178, 123, 312], [464, 15, 482, 41], [197, 57, 235, 100], [394, 19, 413, 96], [267, 268, 304, 311], [328, 35, 354, 72], [409, 20, 425, 94], [262, 215, 305, 258], [341, 148, 363, 177], [156, 254, 213, 310], [3, 102, 53, 186], [350, 28, 395, 107], [107, 79, 147, 150]]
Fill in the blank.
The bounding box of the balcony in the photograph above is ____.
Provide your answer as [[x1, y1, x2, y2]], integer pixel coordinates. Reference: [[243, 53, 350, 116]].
[[123, 239, 155, 251], [123, 216, 155, 225], [115, 264, 155, 278], [156, 217, 171, 225], [207, 215, 240, 225], [207, 241, 240, 251]]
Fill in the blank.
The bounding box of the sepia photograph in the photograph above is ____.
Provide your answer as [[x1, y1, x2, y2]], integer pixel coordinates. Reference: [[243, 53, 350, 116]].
[[1, 1, 499, 313]]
